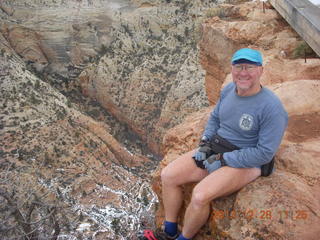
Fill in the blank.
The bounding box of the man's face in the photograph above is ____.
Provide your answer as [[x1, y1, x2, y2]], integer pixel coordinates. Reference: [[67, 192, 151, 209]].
[[231, 64, 263, 96]]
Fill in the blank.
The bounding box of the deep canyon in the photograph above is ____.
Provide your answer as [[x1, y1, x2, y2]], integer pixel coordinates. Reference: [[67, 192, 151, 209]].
[[1, 0, 320, 239]]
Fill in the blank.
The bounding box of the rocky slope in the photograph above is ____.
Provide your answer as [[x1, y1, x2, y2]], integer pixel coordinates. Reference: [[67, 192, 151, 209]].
[[1, 0, 320, 239], [152, 1, 320, 239], [0, 0, 218, 156], [78, 0, 226, 154], [0, 27, 157, 240], [0, 0, 224, 239]]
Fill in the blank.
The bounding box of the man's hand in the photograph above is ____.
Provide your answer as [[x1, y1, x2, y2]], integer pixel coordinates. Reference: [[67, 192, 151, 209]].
[[192, 148, 207, 169], [192, 136, 214, 169], [203, 157, 221, 173], [193, 150, 207, 161], [192, 147, 207, 169], [204, 153, 226, 173]]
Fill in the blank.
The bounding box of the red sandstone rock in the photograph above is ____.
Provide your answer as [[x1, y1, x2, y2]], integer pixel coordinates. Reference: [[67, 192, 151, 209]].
[[153, 1, 320, 239], [3, 26, 51, 65]]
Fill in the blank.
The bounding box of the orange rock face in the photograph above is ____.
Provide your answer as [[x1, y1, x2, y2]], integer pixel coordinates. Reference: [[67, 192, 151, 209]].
[[3, 26, 50, 65], [152, 1, 320, 239]]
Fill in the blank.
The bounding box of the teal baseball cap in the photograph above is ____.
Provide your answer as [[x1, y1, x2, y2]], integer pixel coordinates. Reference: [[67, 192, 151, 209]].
[[231, 48, 263, 66]]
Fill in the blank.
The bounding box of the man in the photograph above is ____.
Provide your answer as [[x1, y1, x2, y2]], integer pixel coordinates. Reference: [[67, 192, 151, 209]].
[[141, 48, 288, 240]]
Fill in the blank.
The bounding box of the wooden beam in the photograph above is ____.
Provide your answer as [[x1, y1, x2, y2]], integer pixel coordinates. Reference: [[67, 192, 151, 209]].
[[269, 0, 320, 57]]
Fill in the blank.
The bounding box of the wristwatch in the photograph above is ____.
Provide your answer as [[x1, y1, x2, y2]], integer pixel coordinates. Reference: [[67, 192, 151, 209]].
[[201, 135, 209, 142], [216, 153, 227, 166]]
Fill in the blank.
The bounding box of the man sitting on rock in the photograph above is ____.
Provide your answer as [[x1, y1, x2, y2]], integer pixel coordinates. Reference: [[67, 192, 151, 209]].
[[141, 48, 288, 240]]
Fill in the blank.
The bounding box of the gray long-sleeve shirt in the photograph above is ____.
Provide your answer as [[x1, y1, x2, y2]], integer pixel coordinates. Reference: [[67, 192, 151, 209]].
[[203, 82, 288, 169]]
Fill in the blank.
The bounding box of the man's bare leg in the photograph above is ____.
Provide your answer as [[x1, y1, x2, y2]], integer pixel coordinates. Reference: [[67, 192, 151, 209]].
[[182, 166, 261, 238], [161, 150, 208, 222]]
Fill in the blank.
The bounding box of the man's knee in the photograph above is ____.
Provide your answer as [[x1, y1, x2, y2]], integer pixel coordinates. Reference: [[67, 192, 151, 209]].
[[243, 167, 261, 181], [161, 164, 177, 185], [190, 186, 210, 209]]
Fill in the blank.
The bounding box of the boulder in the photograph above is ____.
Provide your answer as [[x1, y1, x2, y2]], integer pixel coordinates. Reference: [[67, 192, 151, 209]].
[[270, 80, 320, 115], [216, 171, 320, 240]]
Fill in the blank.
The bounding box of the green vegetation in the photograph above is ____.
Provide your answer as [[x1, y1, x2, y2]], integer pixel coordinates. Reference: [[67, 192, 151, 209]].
[[205, 7, 226, 19], [56, 107, 67, 120], [30, 92, 42, 105], [111, 218, 121, 233], [67, 99, 72, 108], [292, 41, 316, 58], [87, 108, 100, 118], [99, 44, 108, 54], [35, 79, 41, 90]]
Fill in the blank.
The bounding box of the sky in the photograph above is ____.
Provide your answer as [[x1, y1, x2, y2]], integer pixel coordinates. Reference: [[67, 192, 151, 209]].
[[309, 0, 320, 5]]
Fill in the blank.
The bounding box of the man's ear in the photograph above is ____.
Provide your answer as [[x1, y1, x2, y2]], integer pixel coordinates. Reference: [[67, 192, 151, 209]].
[[259, 66, 264, 75]]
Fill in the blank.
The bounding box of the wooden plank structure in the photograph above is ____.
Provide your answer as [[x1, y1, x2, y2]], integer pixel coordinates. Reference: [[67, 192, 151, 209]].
[[269, 0, 320, 57]]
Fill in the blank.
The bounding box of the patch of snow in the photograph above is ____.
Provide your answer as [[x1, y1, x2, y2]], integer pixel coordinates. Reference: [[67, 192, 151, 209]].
[[76, 223, 91, 232]]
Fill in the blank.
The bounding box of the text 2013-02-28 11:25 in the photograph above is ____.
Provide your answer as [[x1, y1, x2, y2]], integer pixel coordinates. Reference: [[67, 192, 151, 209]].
[[212, 209, 309, 220]]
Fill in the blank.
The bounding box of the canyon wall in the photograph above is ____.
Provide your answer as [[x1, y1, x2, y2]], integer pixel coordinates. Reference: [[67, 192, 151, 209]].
[[78, 0, 221, 154], [0, 29, 155, 239], [0, 0, 123, 87], [1, 0, 320, 239], [0, 1, 223, 239], [0, 0, 220, 155], [152, 1, 320, 239]]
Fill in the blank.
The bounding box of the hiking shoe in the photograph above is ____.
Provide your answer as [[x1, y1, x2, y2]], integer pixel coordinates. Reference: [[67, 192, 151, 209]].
[[138, 228, 179, 240]]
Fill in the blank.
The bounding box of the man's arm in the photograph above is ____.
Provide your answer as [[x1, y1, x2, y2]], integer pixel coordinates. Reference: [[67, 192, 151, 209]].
[[223, 109, 288, 168], [193, 97, 223, 169], [202, 98, 221, 140]]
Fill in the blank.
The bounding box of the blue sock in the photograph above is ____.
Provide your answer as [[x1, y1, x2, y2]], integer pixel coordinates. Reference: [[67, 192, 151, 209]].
[[176, 233, 191, 240], [164, 221, 178, 237]]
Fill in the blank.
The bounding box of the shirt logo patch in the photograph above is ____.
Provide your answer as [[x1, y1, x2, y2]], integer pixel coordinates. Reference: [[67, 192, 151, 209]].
[[239, 114, 254, 131]]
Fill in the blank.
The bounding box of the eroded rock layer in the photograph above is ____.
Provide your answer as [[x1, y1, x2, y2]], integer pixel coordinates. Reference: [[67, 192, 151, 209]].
[[79, 0, 220, 154], [0, 31, 156, 239], [1, 0, 320, 239]]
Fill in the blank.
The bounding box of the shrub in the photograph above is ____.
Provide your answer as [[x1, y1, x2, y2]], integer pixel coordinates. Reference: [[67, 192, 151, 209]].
[[205, 7, 226, 19], [292, 41, 316, 58]]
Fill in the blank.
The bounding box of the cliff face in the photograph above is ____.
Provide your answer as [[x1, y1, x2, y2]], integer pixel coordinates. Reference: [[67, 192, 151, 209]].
[[0, 31, 156, 239], [79, 0, 221, 154], [0, 0, 219, 155], [0, 0, 124, 87], [2, 0, 320, 239], [0, 1, 221, 239], [152, 1, 320, 239]]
